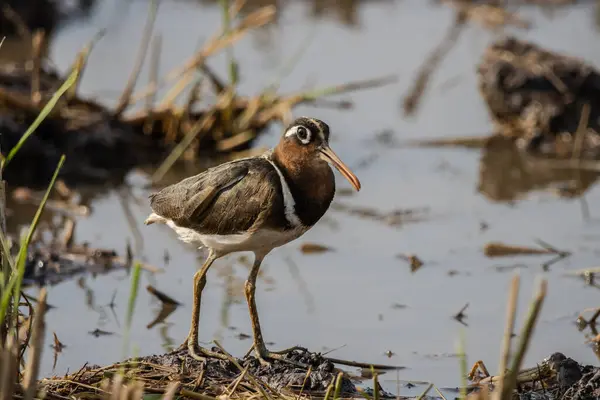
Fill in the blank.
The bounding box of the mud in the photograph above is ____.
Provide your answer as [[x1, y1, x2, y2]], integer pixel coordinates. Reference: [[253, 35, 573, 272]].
[[40, 349, 600, 400], [0, 61, 161, 188], [478, 37, 600, 159], [469, 353, 600, 400], [41, 347, 362, 399]]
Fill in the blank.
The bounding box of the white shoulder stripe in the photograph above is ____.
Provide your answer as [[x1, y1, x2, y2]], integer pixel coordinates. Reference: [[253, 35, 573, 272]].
[[264, 157, 303, 227]]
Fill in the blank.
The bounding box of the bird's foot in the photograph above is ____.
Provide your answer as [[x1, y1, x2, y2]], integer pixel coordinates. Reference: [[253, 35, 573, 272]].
[[254, 345, 309, 368], [188, 342, 229, 362], [177, 338, 228, 362]]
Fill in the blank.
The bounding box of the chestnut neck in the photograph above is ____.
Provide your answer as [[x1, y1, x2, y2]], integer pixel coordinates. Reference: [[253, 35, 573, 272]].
[[272, 144, 335, 227]]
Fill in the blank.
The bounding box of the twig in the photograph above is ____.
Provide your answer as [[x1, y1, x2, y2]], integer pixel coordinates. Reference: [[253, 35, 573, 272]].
[[179, 389, 218, 400], [484, 241, 563, 257], [1, 5, 31, 39], [117, 188, 144, 256], [212, 340, 273, 400], [415, 383, 433, 400], [114, 0, 160, 117], [0, 335, 18, 400], [403, 11, 466, 116], [220, 0, 238, 87], [325, 356, 403, 370], [67, 29, 106, 101], [151, 111, 216, 183], [563, 267, 600, 277], [145, 33, 162, 113], [23, 288, 47, 400], [534, 238, 570, 257], [433, 384, 447, 400], [128, 6, 276, 107], [226, 364, 249, 395], [31, 31, 45, 105], [265, 28, 316, 93], [291, 75, 397, 103], [18, 292, 35, 361], [403, 134, 494, 149]]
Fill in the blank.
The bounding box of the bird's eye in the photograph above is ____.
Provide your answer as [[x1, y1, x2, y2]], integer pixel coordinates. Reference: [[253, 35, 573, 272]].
[[296, 126, 310, 142]]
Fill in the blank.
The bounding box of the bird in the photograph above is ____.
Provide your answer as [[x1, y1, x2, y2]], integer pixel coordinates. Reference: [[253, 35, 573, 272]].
[[144, 117, 361, 365]]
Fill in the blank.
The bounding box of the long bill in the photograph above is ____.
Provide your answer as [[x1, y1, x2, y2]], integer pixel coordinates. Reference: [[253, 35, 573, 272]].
[[319, 145, 361, 191]]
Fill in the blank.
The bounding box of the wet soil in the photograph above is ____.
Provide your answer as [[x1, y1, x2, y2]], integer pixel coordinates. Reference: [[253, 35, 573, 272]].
[[469, 353, 600, 400], [40, 350, 600, 400], [0, 61, 161, 188], [41, 348, 361, 398], [478, 37, 600, 159]]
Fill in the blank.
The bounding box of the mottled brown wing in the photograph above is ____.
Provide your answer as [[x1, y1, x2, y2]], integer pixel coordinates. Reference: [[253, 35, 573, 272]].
[[149, 157, 283, 235]]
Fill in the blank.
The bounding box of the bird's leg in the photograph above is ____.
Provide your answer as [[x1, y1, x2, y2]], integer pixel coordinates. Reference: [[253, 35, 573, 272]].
[[178, 250, 227, 361], [244, 254, 307, 368]]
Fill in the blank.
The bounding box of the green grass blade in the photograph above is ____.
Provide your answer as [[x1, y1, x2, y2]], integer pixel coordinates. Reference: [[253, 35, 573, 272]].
[[0, 266, 20, 325], [0, 227, 17, 326], [333, 371, 344, 400], [3, 66, 79, 168], [10, 155, 65, 322], [122, 262, 142, 359], [0, 229, 15, 273]]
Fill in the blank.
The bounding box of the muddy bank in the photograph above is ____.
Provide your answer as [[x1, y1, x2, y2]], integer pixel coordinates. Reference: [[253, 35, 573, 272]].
[[0, 60, 163, 188], [38, 350, 600, 400], [478, 37, 600, 159], [40, 348, 364, 399], [469, 353, 600, 400]]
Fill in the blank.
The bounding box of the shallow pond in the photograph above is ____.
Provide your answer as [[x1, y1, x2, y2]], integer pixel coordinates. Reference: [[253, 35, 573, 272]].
[[7, 0, 600, 393]]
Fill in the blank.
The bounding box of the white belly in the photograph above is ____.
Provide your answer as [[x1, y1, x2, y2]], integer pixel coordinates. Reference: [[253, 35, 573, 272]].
[[164, 218, 306, 255]]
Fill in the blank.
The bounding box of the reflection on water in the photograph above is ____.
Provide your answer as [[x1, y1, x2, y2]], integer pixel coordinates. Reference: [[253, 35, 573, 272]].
[[478, 136, 600, 203]]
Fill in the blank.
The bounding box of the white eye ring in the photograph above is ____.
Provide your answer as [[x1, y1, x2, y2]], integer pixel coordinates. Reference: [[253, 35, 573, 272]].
[[285, 125, 311, 145]]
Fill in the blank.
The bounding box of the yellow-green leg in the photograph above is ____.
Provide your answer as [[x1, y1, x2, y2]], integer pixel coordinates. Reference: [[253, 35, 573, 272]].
[[180, 250, 227, 361], [244, 253, 307, 367]]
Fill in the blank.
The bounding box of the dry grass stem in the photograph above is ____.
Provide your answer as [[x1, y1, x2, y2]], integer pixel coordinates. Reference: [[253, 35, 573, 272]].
[[484, 241, 568, 257], [22, 288, 47, 400]]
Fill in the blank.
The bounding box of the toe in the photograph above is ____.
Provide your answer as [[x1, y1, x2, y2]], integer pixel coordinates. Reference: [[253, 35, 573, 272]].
[[258, 350, 308, 368]]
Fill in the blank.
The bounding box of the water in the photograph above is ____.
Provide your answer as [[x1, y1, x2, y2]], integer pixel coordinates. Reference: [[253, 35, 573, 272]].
[[8, 0, 600, 392]]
